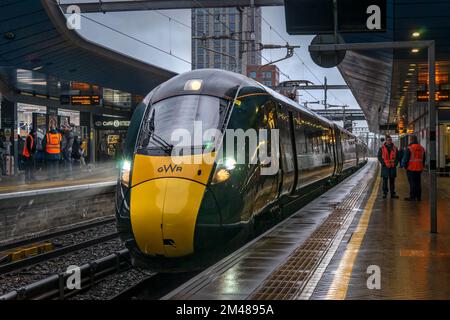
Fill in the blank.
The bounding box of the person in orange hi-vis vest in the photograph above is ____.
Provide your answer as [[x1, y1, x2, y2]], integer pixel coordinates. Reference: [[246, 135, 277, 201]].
[[43, 125, 62, 181], [402, 135, 426, 201], [377, 135, 400, 199], [22, 127, 36, 183]]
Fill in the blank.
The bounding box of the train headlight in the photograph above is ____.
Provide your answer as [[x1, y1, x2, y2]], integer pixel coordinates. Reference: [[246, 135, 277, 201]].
[[211, 158, 236, 184], [120, 160, 131, 187], [224, 158, 236, 170], [184, 79, 203, 91]]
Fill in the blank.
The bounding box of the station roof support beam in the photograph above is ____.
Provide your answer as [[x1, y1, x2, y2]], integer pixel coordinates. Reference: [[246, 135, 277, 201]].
[[310, 40, 437, 234], [58, 0, 284, 13]]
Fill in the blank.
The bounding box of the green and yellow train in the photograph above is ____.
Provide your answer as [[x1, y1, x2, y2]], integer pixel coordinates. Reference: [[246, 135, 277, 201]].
[[116, 69, 367, 271]]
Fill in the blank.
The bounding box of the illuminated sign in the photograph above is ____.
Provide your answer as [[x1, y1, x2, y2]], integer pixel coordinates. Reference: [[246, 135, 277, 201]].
[[60, 95, 102, 105], [93, 115, 130, 130], [416, 90, 450, 102], [71, 95, 101, 105]]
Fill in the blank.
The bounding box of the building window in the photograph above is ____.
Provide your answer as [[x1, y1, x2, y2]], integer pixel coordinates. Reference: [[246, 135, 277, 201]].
[[214, 54, 221, 64], [214, 21, 221, 32], [263, 80, 272, 86], [263, 71, 272, 79], [248, 71, 257, 78], [213, 40, 220, 51]]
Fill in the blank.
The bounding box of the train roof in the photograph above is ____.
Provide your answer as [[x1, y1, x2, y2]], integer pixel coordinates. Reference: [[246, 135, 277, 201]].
[[146, 69, 359, 139]]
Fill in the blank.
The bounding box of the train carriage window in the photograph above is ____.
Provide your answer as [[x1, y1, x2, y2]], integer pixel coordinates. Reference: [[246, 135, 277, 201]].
[[294, 112, 307, 154]]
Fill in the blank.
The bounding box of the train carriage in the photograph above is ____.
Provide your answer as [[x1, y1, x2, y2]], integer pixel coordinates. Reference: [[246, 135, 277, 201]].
[[116, 69, 367, 271]]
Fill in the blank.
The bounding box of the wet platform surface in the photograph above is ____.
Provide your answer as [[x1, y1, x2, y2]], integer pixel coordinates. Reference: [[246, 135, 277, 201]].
[[164, 159, 450, 300], [164, 159, 379, 300], [0, 162, 117, 195], [312, 167, 450, 299]]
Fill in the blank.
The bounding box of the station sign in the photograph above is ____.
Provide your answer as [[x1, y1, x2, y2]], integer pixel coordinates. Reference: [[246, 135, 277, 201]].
[[60, 95, 102, 105], [71, 95, 101, 105], [416, 90, 450, 102], [285, 0, 387, 35], [93, 115, 130, 130]]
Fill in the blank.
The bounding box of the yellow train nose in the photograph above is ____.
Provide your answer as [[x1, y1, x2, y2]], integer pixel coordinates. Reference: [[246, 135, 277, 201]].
[[130, 178, 206, 257]]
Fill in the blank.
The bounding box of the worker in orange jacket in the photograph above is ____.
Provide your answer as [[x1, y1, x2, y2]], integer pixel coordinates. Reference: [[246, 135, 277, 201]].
[[377, 135, 400, 199], [402, 135, 426, 201], [43, 126, 62, 180]]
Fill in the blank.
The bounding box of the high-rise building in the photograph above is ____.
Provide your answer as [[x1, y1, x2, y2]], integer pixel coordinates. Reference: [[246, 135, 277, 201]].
[[247, 65, 280, 88], [191, 7, 262, 74]]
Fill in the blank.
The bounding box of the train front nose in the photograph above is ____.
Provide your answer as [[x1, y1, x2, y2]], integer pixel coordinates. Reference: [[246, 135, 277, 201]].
[[130, 177, 206, 257], [129, 154, 214, 258]]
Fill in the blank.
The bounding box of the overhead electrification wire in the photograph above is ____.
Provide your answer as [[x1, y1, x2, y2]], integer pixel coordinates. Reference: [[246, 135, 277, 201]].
[[191, 0, 314, 101], [79, 13, 192, 65], [52, 0, 191, 65], [261, 16, 347, 106]]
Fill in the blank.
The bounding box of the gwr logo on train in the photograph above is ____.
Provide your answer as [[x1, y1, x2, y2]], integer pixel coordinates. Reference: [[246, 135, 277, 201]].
[[157, 164, 183, 173]]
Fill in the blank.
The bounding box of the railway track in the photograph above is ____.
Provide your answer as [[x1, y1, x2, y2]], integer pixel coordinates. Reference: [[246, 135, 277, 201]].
[[0, 216, 116, 255], [0, 217, 124, 297]]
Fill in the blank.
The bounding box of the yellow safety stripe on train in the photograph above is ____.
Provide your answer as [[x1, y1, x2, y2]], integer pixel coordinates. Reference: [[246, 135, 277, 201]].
[[131, 153, 216, 187], [130, 153, 216, 257]]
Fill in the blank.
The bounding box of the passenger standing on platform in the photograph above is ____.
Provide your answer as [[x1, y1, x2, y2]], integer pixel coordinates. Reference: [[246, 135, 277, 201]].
[[0, 132, 6, 177], [22, 128, 37, 182], [402, 135, 426, 201], [43, 125, 62, 180], [71, 136, 82, 169], [377, 135, 400, 199], [34, 128, 45, 171], [61, 123, 75, 178]]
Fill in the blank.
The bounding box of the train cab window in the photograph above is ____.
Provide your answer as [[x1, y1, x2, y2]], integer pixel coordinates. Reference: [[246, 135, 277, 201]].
[[137, 95, 228, 155]]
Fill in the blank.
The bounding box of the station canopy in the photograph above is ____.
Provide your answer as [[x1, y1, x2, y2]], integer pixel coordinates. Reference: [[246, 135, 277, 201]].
[[0, 0, 177, 98], [335, 0, 450, 133]]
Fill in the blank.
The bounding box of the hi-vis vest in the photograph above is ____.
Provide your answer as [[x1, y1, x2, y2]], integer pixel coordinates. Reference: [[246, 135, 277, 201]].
[[381, 143, 397, 168], [407, 144, 425, 172], [45, 132, 61, 154], [22, 134, 34, 158]]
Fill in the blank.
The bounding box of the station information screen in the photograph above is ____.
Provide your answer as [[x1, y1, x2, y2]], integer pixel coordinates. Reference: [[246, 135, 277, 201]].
[[416, 90, 450, 102], [70, 95, 101, 105]]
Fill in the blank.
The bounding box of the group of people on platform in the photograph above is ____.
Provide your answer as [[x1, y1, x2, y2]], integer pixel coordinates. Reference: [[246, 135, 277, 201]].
[[21, 123, 87, 182], [377, 134, 426, 201]]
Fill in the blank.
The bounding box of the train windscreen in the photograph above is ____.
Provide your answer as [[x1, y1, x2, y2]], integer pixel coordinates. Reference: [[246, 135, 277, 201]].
[[137, 95, 229, 155]]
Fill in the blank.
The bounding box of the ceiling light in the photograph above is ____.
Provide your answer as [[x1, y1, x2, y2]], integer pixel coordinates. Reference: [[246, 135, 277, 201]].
[[411, 48, 420, 53], [412, 32, 421, 38], [32, 65, 44, 71]]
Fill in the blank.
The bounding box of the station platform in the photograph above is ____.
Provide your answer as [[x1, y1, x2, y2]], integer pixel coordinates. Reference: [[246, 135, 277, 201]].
[[0, 162, 117, 196], [164, 159, 450, 300]]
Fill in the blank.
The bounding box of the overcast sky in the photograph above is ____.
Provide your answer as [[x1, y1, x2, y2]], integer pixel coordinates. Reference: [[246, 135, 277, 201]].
[[62, 1, 365, 127]]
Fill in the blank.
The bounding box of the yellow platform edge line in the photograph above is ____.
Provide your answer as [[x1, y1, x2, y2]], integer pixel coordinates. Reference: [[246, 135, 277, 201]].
[[326, 174, 381, 300]]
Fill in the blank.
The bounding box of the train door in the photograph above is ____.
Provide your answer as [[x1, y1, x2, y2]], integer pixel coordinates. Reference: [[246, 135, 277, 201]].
[[333, 124, 344, 174], [252, 100, 280, 213], [276, 102, 297, 196]]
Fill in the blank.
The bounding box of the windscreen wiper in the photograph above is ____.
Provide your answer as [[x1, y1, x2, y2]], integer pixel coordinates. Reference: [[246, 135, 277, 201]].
[[144, 109, 174, 155]]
